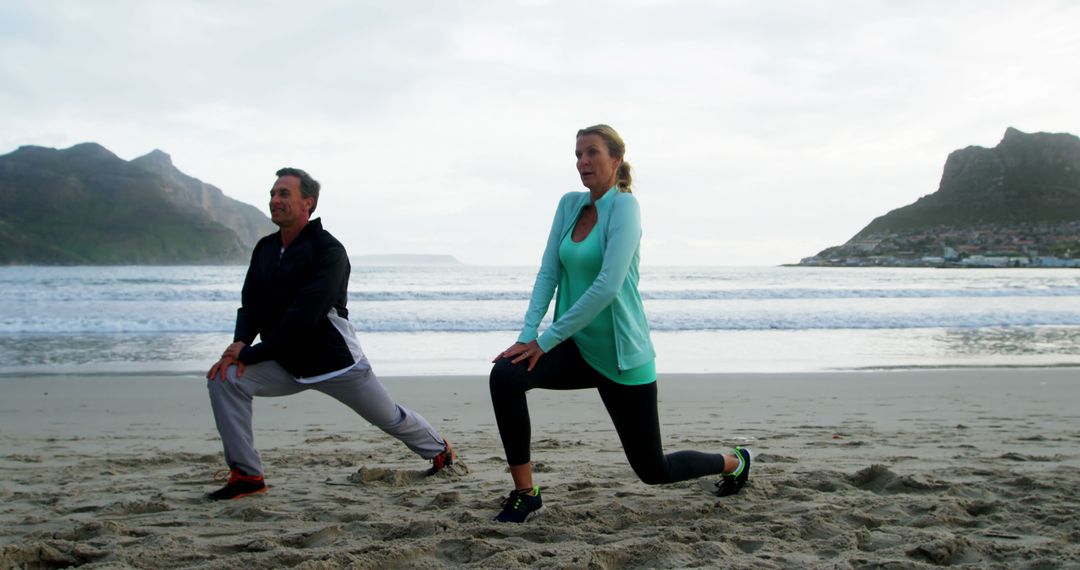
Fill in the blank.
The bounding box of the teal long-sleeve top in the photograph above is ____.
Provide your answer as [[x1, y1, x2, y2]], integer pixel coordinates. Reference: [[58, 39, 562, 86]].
[[517, 186, 657, 381]]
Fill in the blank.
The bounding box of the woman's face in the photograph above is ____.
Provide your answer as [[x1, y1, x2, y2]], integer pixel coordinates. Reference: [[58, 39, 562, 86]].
[[575, 133, 621, 193]]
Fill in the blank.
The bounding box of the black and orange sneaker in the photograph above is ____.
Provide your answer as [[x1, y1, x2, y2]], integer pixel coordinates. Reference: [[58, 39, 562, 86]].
[[429, 440, 455, 475], [207, 469, 267, 501]]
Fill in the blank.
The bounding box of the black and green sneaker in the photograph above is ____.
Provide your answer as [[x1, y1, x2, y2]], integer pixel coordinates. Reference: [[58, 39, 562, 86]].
[[494, 486, 543, 523], [713, 447, 752, 497]]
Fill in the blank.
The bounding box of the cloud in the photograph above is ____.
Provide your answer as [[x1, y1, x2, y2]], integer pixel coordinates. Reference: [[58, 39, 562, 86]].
[[2, 0, 1079, 266]]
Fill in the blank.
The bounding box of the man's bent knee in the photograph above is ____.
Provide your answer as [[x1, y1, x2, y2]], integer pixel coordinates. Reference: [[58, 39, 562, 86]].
[[207, 365, 247, 398]]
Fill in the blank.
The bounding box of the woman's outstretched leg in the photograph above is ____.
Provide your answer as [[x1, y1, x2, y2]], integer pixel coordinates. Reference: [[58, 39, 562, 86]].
[[598, 380, 745, 485]]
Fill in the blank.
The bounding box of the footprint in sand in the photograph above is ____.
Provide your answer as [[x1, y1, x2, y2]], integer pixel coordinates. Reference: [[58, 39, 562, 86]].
[[277, 525, 343, 548], [325, 461, 470, 487], [848, 464, 947, 494]]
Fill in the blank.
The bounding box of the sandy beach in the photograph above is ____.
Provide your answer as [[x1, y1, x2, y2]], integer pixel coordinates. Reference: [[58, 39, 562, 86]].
[[2, 368, 1078, 569]]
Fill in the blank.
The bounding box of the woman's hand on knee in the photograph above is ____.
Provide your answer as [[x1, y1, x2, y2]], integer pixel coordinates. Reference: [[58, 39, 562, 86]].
[[493, 340, 546, 371], [510, 340, 545, 372], [493, 342, 527, 363]]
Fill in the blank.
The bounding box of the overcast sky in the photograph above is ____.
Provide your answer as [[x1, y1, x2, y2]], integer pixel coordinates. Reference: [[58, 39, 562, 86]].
[[2, 1, 1078, 265]]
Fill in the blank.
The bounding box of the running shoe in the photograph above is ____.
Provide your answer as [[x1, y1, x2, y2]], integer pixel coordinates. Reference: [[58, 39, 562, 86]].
[[207, 469, 266, 501], [713, 446, 752, 497], [429, 440, 456, 475], [494, 486, 543, 523]]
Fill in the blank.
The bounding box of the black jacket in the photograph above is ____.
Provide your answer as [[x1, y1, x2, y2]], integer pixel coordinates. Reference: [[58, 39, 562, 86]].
[[234, 218, 356, 377]]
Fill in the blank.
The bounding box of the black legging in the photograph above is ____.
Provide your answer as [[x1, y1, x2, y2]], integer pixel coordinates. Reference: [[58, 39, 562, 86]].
[[489, 339, 726, 485]]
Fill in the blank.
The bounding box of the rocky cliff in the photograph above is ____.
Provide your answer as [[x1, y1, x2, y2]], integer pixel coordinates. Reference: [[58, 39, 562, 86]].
[[856, 128, 1080, 236], [808, 128, 1080, 263]]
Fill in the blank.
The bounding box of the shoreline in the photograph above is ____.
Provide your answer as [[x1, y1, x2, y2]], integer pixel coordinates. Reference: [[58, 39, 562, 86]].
[[6, 326, 1080, 379], [3, 361, 1080, 379]]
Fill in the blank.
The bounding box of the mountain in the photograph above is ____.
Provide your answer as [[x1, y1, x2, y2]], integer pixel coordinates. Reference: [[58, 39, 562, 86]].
[[807, 128, 1080, 264], [855, 127, 1080, 235], [0, 143, 275, 265], [130, 149, 273, 249]]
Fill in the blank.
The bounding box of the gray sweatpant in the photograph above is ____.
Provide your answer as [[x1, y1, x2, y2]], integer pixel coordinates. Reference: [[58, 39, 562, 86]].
[[207, 361, 445, 475]]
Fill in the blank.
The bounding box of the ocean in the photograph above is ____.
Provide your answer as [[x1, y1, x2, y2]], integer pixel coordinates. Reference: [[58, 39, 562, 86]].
[[1, 265, 1079, 376]]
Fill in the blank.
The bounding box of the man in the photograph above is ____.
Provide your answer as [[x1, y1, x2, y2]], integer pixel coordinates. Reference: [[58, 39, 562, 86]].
[[206, 167, 454, 501]]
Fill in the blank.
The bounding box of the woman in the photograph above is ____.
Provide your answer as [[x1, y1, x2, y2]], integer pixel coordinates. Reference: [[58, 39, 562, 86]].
[[489, 124, 752, 523]]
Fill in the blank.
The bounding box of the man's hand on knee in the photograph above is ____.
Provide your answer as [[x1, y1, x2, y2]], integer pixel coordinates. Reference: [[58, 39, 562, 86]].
[[207, 357, 244, 381]]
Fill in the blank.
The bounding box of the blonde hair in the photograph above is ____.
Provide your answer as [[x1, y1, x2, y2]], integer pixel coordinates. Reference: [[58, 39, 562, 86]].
[[576, 124, 632, 192]]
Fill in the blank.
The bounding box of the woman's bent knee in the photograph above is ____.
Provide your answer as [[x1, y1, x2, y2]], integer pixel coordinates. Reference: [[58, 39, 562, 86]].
[[628, 459, 670, 485], [638, 473, 668, 486], [633, 468, 669, 486], [489, 359, 526, 393]]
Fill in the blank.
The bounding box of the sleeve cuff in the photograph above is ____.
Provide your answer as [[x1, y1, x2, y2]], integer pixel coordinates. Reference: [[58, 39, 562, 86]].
[[536, 333, 558, 353], [238, 344, 267, 365]]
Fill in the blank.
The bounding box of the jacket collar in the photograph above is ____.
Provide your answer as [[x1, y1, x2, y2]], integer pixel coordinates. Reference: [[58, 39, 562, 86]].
[[576, 186, 619, 212], [277, 217, 322, 247], [592, 185, 620, 206], [300, 217, 323, 236]]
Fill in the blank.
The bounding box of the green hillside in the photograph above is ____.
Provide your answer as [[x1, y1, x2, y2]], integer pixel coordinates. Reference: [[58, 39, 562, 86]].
[[0, 143, 273, 264]]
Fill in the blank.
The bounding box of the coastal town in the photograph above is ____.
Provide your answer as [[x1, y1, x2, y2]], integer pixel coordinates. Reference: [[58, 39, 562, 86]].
[[800, 221, 1080, 267]]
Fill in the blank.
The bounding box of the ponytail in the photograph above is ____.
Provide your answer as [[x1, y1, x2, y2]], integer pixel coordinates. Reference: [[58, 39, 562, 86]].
[[616, 160, 633, 193]]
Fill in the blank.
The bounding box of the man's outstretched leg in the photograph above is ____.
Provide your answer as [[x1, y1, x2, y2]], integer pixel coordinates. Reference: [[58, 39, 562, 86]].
[[314, 366, 454, 473], [206, 361, 306, 500]]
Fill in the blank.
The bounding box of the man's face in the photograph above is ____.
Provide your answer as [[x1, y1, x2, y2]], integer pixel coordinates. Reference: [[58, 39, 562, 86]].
[[268, 175, 313, 229]]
